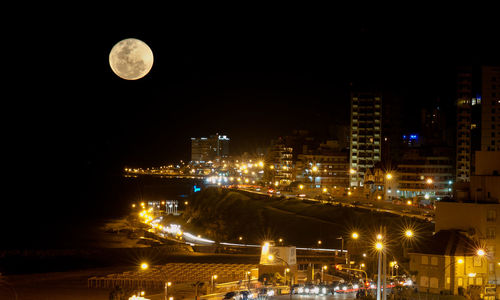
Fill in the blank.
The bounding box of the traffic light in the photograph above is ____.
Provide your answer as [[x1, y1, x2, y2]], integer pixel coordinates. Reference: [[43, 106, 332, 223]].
[[335, 264, 342, 270]]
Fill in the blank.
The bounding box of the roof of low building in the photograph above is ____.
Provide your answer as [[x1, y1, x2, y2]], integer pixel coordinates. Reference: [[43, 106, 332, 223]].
[[409, 230, 479, 256]]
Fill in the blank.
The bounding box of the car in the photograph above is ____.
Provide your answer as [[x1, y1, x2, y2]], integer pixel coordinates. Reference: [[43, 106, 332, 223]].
[[238, 290, 255, 300], [223, 291, 239, 300]]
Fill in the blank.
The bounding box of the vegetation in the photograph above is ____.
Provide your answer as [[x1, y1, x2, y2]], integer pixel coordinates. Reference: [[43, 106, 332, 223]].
[[183, 187, 434, 249]]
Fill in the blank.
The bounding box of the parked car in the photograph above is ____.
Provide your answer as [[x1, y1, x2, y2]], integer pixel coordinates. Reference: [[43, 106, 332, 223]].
[[223, 291, 238, 300]]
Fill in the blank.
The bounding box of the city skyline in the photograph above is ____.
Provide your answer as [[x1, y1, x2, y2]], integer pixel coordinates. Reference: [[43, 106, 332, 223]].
[[4, 11, 499, 236]]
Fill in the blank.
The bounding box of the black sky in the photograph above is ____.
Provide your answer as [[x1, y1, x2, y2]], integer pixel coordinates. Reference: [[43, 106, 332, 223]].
[[3, 8, 499, 243]]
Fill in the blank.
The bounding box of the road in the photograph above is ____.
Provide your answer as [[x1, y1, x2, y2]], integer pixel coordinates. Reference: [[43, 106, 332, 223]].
[[235, 187, 434, 222], [271, 294, 356, 300]]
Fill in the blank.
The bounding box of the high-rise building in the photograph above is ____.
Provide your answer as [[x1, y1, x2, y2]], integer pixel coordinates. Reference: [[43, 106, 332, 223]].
[[265, 137, 294, 186], [456, 66, 499, 182], [349, 92, 382, 186], [190, 134, 230, 162], [190, 137, 212, 162], [296, 140, 349, 189], [396, 147, 454, 201], [456, 68, 474, 183], [481, 66, 500, 152]]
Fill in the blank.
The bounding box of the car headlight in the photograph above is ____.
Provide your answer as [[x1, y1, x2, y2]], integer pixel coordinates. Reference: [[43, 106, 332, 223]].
[[334, 286, 339, 291], [343, 286, 347, 291], [322, 288, 327, 294], [313, 287, 320, 294], [353, 284, 359, 289], [298, 288, 303, 294], [305, 288, 309, 293], [267, 290, 274, 296]]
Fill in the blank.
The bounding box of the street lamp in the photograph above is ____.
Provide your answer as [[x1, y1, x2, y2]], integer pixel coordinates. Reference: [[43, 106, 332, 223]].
[[311, 166, 318, 189], [211, 274, 217, 292], [375, 241, 384, 300], [140, 262, 172, 300], [267, 254, 293, 300], [321, 265, 328, 283]]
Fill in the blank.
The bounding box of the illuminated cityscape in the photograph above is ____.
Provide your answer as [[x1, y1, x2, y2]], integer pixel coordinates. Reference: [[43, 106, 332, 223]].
[[2, 10, 499, 300]]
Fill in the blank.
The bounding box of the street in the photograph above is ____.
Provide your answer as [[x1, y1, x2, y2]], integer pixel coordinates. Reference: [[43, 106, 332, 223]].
[[271, 294, 356, 300]]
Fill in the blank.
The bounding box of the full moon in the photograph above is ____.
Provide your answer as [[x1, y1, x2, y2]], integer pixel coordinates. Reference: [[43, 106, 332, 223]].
[[109, 38, 154, 80]]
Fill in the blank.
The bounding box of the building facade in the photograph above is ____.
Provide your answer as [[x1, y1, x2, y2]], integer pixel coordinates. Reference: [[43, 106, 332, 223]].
[[266, 138, 294, 186], [396, 147, 454, 202], [349, 92, 382, 187], [409, 230, 489, 296], [481, 66, 500, 152], [456, 69, 474, 183], [296, 141, 349, 189], [435, 202, 500, 287], [190, 134, 230, 163]]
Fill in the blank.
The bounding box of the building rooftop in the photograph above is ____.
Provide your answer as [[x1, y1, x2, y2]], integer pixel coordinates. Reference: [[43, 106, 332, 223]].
[[409, 230, 480, 256]]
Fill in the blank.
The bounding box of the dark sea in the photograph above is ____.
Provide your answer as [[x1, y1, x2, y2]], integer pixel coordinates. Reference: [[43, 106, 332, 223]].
[[2, 174, 203, 250]]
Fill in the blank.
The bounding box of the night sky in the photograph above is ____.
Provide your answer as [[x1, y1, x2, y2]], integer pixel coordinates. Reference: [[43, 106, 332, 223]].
[[3, 9, 499, 245]]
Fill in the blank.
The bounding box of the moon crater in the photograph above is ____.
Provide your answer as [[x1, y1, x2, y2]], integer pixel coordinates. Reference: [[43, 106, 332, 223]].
[[109, 38, 153, 80]]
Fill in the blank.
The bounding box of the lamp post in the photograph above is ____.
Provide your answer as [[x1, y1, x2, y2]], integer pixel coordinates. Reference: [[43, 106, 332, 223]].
[[268, 254, 293, 300], [321, 265, 328, 284], [211, 274, 217, 293], [140, 262, 173, 300], [375, 231, 384, 300], [312, 165, 318, 190]]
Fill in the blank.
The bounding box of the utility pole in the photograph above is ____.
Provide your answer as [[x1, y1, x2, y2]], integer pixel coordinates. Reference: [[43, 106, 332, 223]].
[[382, 226, 387, 300]]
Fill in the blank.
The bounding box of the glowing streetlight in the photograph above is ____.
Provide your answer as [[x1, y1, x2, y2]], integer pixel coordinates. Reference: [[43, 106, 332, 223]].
[[426, 178, 433, 184], [312, 166, 318, 172], [141, 262, 149, 270], [457, 258, 464, 264], [317, 240, 322, 245], [299, 184, 304, 190], [350, 168, 356, 174], [386, 173, 392, 180], [211, 274, 218, 291], [376, 234, 383, 240], [405, 230, 413, 238], [477, 249, 486, 256], [352, 232, 359, 239], [375, 242, 383, 250]]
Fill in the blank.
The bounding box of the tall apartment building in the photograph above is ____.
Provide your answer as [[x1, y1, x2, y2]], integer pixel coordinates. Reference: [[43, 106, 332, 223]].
[[456, 66, 498, 182], [296, 140, 349, 188], [266, 138, 294, 186], [481, 66, 500, 152], [349, 92, 382, 186], [190, 134, 230, 162], [397, 147, 454, 201], [456, 69, 474, 183]]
